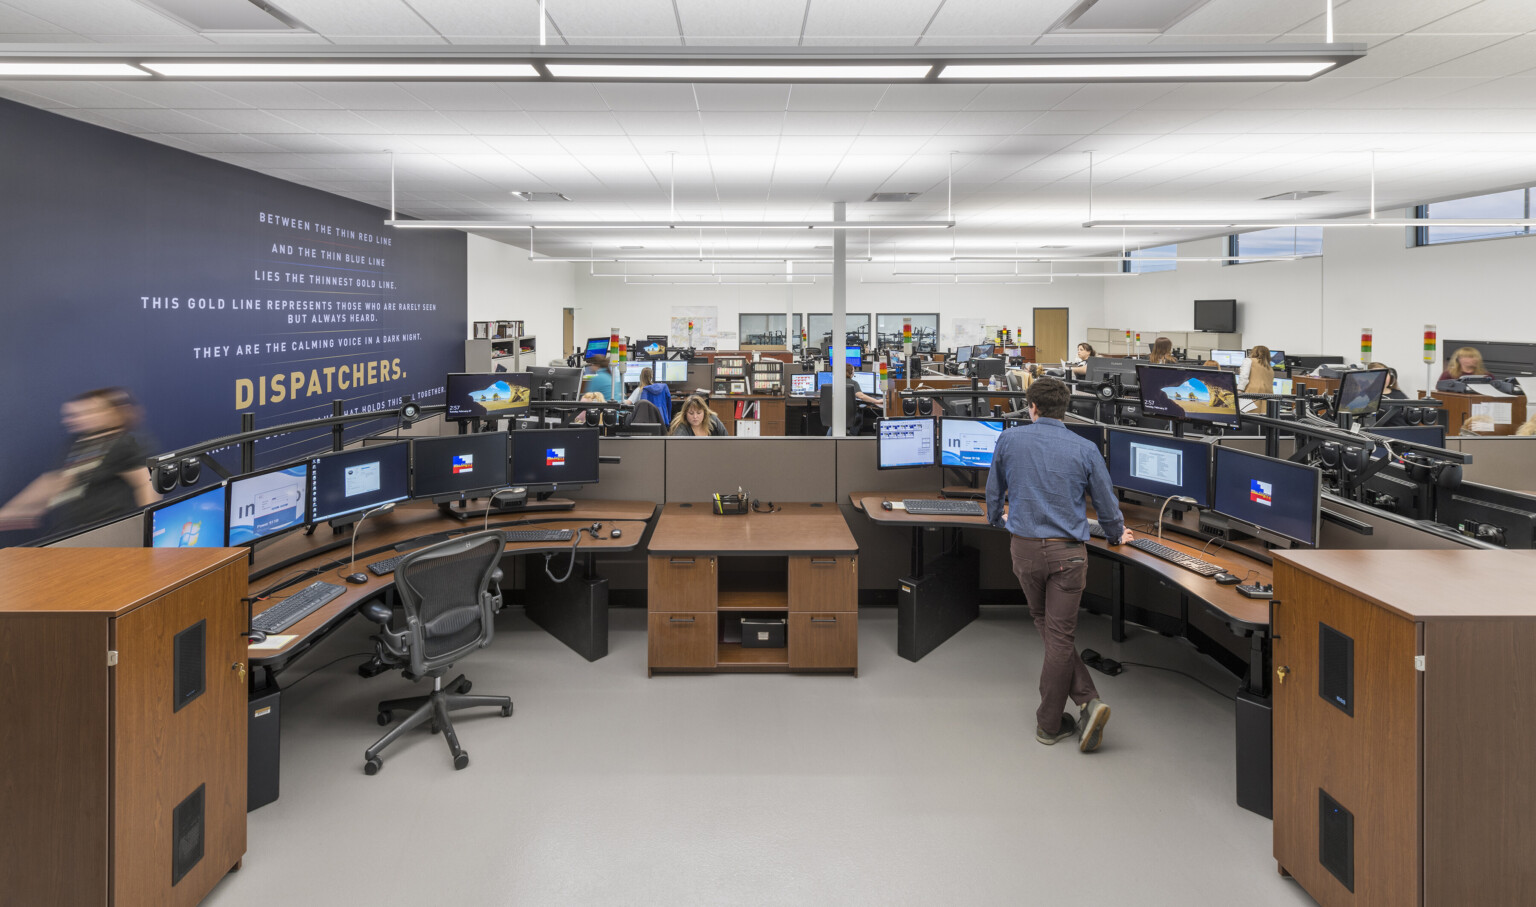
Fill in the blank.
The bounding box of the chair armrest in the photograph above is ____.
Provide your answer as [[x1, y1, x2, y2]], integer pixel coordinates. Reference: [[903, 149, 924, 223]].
[[361, 602, 393, 625]]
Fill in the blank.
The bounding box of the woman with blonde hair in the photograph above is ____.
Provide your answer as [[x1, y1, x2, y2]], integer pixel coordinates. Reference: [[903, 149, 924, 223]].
[[1148, 337, 1176, 364], [1516, 415, 1536, 436], [1238, 345, 1276, 394], [1440, 346, 1494, 382], [668, 395, 728, 437]]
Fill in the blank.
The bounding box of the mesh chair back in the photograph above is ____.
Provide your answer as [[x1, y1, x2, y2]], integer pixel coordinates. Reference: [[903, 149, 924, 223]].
[[630, 398, 665, 424], [394, 530, 505, 673], [818, 382, 862, 434]]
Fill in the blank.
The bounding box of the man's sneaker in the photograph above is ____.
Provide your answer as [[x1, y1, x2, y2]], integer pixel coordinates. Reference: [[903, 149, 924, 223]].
[[1079, 699, 1110, 753], [1036, 713, 1078, 745]]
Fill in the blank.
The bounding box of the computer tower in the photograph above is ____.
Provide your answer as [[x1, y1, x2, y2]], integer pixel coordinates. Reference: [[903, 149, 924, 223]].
[[248, 685, 281, 811], [1235, 689, 1272, 818]]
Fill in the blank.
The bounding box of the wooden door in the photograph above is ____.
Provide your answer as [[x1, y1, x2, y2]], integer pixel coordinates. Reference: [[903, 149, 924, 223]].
[[113, 564, 247, 907], [1032, 307, 1069, 365], [562, 307, 575, 357], [1271, 564, 1419, 906]]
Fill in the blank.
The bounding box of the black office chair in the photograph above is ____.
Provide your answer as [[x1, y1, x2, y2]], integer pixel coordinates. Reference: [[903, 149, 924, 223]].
[[628, 398, 665, 425], [360, 530, 512, 774], [818, 382, 862, 435]]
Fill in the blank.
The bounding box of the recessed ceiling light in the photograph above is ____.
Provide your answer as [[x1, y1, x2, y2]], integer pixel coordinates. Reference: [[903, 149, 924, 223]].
[[510, 191, 571, 202], [142, 61, 539, 78], [937, 60, 1337, 80], [131, 0, 307, 32], [868, 192, 921, 203], [1040, 245, 1069, 249], [0, 62, 149, 77], [545, 63, 933, 81], [1259, 190, 1334, 201], [1049, 0, 1216, 34], [619, 245, 645, 250]]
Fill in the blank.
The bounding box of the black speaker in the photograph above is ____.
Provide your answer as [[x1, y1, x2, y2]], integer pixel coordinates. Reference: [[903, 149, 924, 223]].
[[248, 685, 281, 811], [177, 456, 201, 486], [153, 460, 180, 494], [1319, 622, 1354, 716], [171, 784, 206, 886], [1319, 789, 1355, 892], [1420, 407, 1440, 426], [172, 620, 206, 713]]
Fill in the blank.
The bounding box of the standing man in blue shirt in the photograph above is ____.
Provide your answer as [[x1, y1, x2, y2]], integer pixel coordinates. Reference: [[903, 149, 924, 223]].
[[986, 376, 1132, 752]]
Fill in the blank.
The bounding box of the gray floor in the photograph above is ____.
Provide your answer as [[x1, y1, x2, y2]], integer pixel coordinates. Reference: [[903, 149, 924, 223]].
[[206, 606, 1316, 907]]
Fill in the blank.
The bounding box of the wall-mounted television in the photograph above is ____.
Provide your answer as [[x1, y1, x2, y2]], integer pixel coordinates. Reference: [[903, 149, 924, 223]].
[[1193, 299, 1237, 333]]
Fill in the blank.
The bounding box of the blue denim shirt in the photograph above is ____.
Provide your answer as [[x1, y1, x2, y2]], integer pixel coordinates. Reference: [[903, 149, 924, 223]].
[[985, 418, 1125, 543]]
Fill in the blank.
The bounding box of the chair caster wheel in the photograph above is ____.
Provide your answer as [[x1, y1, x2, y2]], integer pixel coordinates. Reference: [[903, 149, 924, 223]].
[[500, 704, 513, 717], [376, 711, 391, 726], [454, 753, 469, 770], [364, 757, 382, 776], [430, 723, 440, 734]]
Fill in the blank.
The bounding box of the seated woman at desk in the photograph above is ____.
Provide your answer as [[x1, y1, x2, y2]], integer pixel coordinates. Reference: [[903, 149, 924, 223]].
[[581, 354, 615, 401], [624, 366, 654, 405], [845, 363, 885, 410], [1440, 346, 1494, 383], [669, 395, 728, 436], [1148, 336, 1177, 364], [1033, 342, 1094, 379], [1237, 345, 1276, 394], [1367, 362, 1408, 399]]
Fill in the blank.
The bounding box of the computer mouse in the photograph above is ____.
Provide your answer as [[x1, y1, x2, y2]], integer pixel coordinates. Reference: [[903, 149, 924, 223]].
[[610, 528, 622, 539], [345, 572, 369, 585], [1213, 572, 1242, 585], [881, 501, 893, 511], [247, 630, 268, 644]]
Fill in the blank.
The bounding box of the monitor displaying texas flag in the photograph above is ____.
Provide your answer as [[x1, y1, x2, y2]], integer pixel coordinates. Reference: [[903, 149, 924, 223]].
[[546, 448, 565, 467], [452, 454, 474, 475], [1250, 479, 1273, 507]]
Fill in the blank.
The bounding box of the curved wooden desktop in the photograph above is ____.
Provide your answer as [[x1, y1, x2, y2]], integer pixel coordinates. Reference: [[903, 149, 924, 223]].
[[246, 499, 658, 670]]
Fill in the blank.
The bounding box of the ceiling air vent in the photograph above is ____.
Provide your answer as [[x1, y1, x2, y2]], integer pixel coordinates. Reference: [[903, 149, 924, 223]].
[[1259, 190, 1335, 201], [867, 192, 921, 203], [133, 0, 308, 31], [1049, 0, 1215, 34], [511, 191, 572, 202]]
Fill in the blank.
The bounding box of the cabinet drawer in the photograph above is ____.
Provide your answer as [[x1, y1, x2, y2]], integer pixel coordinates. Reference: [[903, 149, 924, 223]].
[[648, 555, 717, 612], [788, 612, 858, 670], [648, 612, 717, 668], [788, 555, 856, 612]]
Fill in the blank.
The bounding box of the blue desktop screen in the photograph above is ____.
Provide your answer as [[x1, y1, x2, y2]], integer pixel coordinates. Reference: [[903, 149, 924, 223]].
[[148, 485, 227, 549]]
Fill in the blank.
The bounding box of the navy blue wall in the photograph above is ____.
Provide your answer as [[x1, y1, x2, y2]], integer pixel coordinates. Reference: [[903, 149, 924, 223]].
[[0, 98, 465, 543]]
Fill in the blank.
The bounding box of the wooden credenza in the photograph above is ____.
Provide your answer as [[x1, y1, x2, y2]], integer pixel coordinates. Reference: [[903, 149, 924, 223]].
[[0, 548, 249, 906], [707, 394, 787, 436], [1271, 549, 1536, 906], [1429, 389, 1528, 435], [646, 503, 858, 675]]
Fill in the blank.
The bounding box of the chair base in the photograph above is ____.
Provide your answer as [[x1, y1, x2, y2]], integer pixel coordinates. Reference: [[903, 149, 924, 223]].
[[364, 674, 511, 774]]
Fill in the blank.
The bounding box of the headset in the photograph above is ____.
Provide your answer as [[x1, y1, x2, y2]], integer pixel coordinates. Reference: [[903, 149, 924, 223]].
[[751, 499, 780, 514]]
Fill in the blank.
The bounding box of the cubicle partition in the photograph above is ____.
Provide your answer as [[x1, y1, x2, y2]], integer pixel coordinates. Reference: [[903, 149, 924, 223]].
[[1447, 436, 1536, 491], [664, 437, 837, 503], [42, 512, 144, 548]]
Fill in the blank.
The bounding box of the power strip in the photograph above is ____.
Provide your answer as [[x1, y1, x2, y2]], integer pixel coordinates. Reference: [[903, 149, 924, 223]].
[[1237, 583, 1273, 600]]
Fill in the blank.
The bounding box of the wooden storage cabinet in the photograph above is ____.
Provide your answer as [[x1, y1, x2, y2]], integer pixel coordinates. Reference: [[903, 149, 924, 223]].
[[646, 504, 859, 675], [0, 548, 249, 907], [1271, 550, 1536, 907]]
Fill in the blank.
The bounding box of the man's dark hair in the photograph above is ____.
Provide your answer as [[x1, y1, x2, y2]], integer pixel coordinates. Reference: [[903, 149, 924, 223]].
[[1026, 376, 1070, 420]]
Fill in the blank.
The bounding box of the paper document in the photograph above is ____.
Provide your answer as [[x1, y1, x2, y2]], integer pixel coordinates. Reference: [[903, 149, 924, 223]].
[[1469, 383, 1515, 398], [248, 634, 296, 651], [1469, 402, 1513, 426]]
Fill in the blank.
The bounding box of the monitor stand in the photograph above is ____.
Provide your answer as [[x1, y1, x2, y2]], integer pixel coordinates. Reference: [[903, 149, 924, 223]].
[[940, 468, 985, 499], [440, 493, 578, 522]]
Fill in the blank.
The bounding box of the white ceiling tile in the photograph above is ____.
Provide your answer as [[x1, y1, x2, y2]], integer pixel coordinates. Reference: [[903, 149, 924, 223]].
[[394, 82, 520, 111], [394, 0, 526, 36], [875, 85, 986, 111], [443, 110, 546, 134], [1433, 76, 1536, 109], [699, 111, 785, 135], [265, 108, 393, 134], [1331, 34, 1507, 79], [529, 111, 626, 135], [1, 0, 197, 35], [481, 135, 568, 155], [160, 132, 281, 153], [203, 82, 338, 110], [357, 109, 467, 134], [296, 82, 433, 110], [861, 112, 951, 135], [594, 83, 699, 111], [499, 83, 609, 111], [546, 0, 680, 42], [692, 84, 791, 111], [847, 134, 926, 155], [935, 111, 1044, 135], [1023, 110, 1125, 134], [1413, 0, 1536, 32], [0, 85, 69, 108], [1414, 35, 1536, 79], [801, 0, 943, 39], [613, 111, 705, 135], [775, 135, 855, 155], [406, 134, 496, 154], [964, 84, 1082, 111], [705, 135, 779, 155], [786, 84, 889, 111], [558, 135, 643, 154], [921, 0, 1067, 41], [629, 136, 710, 154], [919, 135, 1005, 154], [1054, 84, 1181, 111], [0, 3, 71, 32], [251, 133, 351, 152], [2, 81, 145, 109], [260, 0, 438, 37]]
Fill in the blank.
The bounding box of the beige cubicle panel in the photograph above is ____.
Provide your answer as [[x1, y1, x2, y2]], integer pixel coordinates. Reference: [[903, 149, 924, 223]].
[[1447, 436, 1536, 492]]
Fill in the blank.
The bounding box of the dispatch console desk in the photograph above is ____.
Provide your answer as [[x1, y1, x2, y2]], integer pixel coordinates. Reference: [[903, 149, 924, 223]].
[[645, 502, 859, 675]]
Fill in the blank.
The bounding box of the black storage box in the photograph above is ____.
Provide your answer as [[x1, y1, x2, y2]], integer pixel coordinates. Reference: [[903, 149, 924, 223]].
[[740, 618, 787, 648]]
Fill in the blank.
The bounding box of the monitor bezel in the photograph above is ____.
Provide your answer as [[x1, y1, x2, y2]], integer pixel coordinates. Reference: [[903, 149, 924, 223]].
[[410, 431, 510, 500], [508, 427, 601, 491], [1106, 427, 1213, 507], [308, 440, 412, 524], [143, 482, 228, 549], [875, 416, 938, 470], [1211, 445, 1322, 548], [1335, 368, 1390, 416], [444, 371, 533, 422], [937, 415, 1007, 470], [1135, 363, 1242, 429], [226, 460, 310, 547]]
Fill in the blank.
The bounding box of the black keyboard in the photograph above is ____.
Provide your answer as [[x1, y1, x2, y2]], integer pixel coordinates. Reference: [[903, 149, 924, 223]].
[[1087, 520, 1106, 539], [902, 499, 984, 517], [251, 581, 346, 634], [504, 529, 574, 543], [367, 554, 408, 576], [1126, 538, 1225, 577]]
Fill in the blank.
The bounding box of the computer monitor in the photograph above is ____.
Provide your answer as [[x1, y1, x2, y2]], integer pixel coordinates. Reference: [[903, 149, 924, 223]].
[[227, 463, 308, 545], [1367, 425, 1446, 455], [955, 345, 973, 364], [1336, 369, 1390, 416], [1064, 422, 1106, 455], [972, 358, 1005, 380], [790, 374, 816, 396], [1136, 364, 1241, 429], [1268, 349, 1286, 368], [654, 360, 688, 384], [145, 484, 226, 549], [309, 441, 411, 523], [519, 366, 584, 401], [1211, 349, 1246, 367], [583, 337, 610, 359], [1211, 446, 1322, 547], [446, 372, 532, 421], [816, 372, 835, 391], [973, 342, 996, 358], [1273, 378, 1294, 395], [938, 417, 1005, 469], [412, 432, 509, 500], [1361, 463, 1428, 520], [844, 346, 862, 368], [641, 337, 668, 359], [853, 371, 878, 395], [509, 427, 600, 490], [877, 417, 936, 469], [622, 361, 647, 384], [1193, 298, 1237, 333], [1437, 481, 1536, 549], [1107, 428, 1212, 506]]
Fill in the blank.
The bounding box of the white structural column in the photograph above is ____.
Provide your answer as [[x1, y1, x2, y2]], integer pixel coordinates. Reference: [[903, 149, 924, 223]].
[[831, 201, 847, 437]]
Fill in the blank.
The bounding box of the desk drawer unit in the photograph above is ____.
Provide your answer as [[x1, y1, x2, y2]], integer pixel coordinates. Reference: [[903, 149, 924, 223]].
[[648, 556, 717, 612], [788, 613, 858, 669], [647, 612, 717, 670], [788, 556, 856, 611]]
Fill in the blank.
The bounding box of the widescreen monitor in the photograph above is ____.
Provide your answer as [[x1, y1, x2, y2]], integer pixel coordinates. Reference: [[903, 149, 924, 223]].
[[1268, 349, 1287, 368], [790, 374, 816, 396], [973, 342, 996, 358], [1211, 446, 1321, 547], [509, 427, 600, 489], [446, 372, 532, 421], [955, 345, 973, 364], [1367, 425, 1446, 458], [1107, 429, 1211, 506], [623, 361, 648, 384], [227, 463, 308, 545], [145, 484, 226, 549], [1193, 299, 1236, 333], [844, 346, 862, 368], [1273, 378, 1294, 395], [309, 441, 410, 523], [641, 337, 668, 359], [939, 418, 1005, 469], [816, 372, 835, 391], [853, 371, 879, 395], [1437, 482, 1536, 549], [1336, 369, 1390, 416], [877, 417, 936, 469], [583, 337, 610, 359], [653, 360, 689, 383], [1064, 422, 1106, 454], [412, 432, 509, 499], [519, 366, 583, 401], [1211, 349, 1245, 367], [1136, 364, 1241, 429]]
